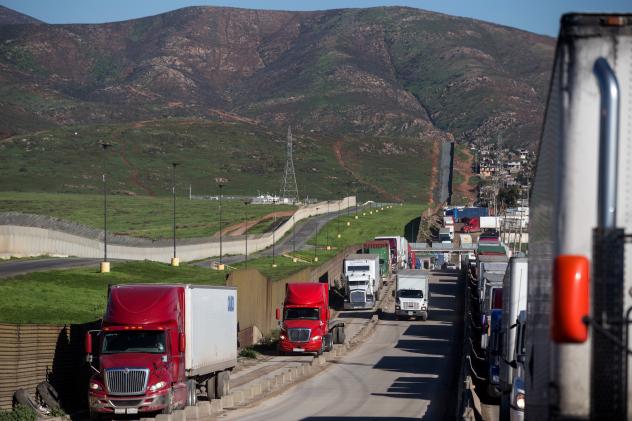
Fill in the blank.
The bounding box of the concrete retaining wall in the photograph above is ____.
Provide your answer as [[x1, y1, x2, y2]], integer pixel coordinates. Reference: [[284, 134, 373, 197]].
[[0, 197, 355, 263]]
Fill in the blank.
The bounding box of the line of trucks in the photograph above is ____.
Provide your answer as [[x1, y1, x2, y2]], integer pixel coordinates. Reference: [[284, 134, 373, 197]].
[[82, 234, 424, 418], [468, 13, 632, 420]]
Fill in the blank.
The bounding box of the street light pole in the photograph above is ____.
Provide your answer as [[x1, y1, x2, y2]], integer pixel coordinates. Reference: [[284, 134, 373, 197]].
[[100, 142, 112, 273], [314, 207, 319, 262], [217, 181, 225, 270], [272, 198, 277, 267], [171, 163, 179, 267], [244, 200, 249, 268]]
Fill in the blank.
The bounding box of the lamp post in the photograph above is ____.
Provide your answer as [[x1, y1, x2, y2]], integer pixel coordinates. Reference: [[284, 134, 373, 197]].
[[216, 180, 225, 270], [337, 197, 341, 238], [100, 142, 112, 273], [326, 201, 330, 250], [244, 200, 249, 268], [272, 197, 277, 267], [171, 163, 179, 267], [314, 207, 319, 262]]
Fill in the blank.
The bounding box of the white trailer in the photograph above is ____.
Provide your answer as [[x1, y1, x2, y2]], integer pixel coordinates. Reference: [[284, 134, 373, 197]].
[[527, 14, 632, 419], [480, 216, 500, 229], [185, 285, 238, 376], [499, 257, 528, 418], [343, 254, 380, 309], [394, 269, 429, 320]]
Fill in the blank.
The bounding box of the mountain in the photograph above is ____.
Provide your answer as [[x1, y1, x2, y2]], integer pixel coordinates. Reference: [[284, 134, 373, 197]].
[[0, 6, 554, 145], [0, 6, 554, 201], [0, 6, 42, 25]]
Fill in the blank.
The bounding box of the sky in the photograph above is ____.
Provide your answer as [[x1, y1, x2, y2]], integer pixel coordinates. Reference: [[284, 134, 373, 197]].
[[0, 0, 630, 36]]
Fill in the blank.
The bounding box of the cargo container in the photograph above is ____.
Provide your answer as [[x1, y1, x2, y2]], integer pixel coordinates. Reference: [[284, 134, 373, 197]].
[[276, 283, 345, 355], [480, 216, 500, 229], [362, 240, 391, 277], [445, 207, 489, 222], [86, 284, 237, 417]]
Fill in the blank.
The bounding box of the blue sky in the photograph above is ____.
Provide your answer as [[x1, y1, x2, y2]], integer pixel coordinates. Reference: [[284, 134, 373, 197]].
[[1, 0, 630, 36]]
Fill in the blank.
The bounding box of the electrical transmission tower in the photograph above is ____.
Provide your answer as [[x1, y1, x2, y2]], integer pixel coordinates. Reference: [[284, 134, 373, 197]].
[[280, 126, 299, 203]]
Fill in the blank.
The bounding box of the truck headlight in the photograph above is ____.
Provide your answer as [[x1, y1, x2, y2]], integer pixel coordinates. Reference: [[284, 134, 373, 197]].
[[395, 305, 400, 310], [514, 392, 525, 409], [492, 374, 499, 384], [149, 381, 167, 392], [279, 331, 287, 340], [311, 335, 321, 341], [89, 382, 102, 391]]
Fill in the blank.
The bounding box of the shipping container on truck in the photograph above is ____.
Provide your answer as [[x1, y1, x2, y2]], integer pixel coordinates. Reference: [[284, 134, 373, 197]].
[[499, 257, 528, 419], [85, 284, 237, 417], [374, 236, 398, 268], [276, 283, 345, 355], [343, 254, 381, 309], [527, 13, 632, 419], [375, 236, 408, 269], [480, 216, 500, 230]]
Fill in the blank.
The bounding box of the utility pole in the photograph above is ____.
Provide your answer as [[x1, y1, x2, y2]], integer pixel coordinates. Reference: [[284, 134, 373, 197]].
[[171, 163, 179, 267], [280, 126, 299, 203], [100, 142, 112, 273]]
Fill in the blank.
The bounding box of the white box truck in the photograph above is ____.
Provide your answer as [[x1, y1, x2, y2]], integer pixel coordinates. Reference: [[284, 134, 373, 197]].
[[394, 269, 429, 320], [343, 254, 380, 309]]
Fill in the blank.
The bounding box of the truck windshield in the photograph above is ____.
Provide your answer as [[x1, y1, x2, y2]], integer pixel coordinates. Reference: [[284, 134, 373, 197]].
[[398, 290, 423, 299], [285, 308, 319, 320], [347, 265, 370, 271], [349, 280, 368, 286], [102, 331, 166, 354]]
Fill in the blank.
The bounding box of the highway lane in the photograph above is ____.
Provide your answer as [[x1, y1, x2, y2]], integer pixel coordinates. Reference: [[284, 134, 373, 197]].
[[220, 270, 464, 421], [0, 257, 102, 279]]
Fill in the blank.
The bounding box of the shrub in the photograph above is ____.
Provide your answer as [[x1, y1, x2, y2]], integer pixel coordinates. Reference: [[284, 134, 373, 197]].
[[0, 405, 37, 421]]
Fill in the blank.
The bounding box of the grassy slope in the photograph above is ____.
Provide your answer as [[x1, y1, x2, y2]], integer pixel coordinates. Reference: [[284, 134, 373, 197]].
[[0, 261, 226, 324], [0, 192, 295, 240], [0, 203, 422, 324], [0, 119, 431, 202]]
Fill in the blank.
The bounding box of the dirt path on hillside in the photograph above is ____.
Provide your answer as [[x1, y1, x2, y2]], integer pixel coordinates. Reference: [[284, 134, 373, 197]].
[[453, 146, 477, 204], [118, 147, 156, 197], [332, 140, 402, 202], [213, 210, 296, 238], [427, 140, 440, 206]]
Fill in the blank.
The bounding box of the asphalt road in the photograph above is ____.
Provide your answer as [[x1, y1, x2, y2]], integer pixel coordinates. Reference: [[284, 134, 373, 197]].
[[220, 270, 464, 421], [0, 257, 102, 279]]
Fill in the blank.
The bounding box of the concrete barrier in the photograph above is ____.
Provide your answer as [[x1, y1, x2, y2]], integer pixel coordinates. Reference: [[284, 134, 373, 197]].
[[210, 399, 222, 413], [221, 394, 234, 408], [155, 414, 171, 421], [197, 401, 211, 416], [172, 410, 186, 421], [184, 406, 198, 419], [0, 198, 356, 262]]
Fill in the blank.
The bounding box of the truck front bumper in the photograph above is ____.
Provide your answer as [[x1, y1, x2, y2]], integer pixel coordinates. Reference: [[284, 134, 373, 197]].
[[89, 389, 171, 414], [278, 339, 321, 353], [395, 309, 427, 317], [344, 301, 374, 310]]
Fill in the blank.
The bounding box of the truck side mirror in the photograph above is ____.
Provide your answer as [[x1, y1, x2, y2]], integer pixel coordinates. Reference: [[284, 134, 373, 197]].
[[179, 332, 186, 353], [552, 255, 589, 343], [276, 308, 281, 320]]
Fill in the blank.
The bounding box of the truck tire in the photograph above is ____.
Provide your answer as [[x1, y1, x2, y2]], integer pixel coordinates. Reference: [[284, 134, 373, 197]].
[[421, 312, 428, 321], [186, 379, 197, 407], [216, 371, 230, 398], [13, 389, 47, 416], [332, 328, 339, 344], [325, 334, 334, 352], [36, 381, 60, 410], [499, 392, 510, 421], [205, 375, 217, 400], [337, 327, 346, 344]]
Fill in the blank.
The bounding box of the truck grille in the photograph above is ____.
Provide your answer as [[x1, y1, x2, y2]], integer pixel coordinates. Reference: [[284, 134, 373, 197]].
[[105, 368, 149, 395], [403, 301, 420, 310], [350, 290, 366, 303], [287, 328, 311, 342], [110, 399, 143, 407]]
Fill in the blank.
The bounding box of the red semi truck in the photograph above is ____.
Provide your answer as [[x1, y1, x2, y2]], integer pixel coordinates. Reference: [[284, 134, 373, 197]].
[[85, 284, 237, 418], [276, 283, 346, 355], [462, 217, 481, 233]]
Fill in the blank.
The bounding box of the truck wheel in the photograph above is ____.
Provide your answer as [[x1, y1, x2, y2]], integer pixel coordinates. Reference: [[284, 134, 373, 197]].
[[332, 328, 339, 344], [186, 379, 197, 406], [216, 371, 230, 398], [500, 392, 510, 421], [337, 328, 346, 344], [36, 381, 60, 410], [205, 376, 217, 400], [421, 312, 428, 321], [13, 389, 48, 416], [325, 334, 334, 352]]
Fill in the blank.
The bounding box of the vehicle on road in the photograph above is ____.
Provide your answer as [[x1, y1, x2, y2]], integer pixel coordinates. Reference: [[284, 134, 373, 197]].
[[394, 269, 429, 320], [361, 240, 391, 278], [375, 236, 409, 269], [343, 254, 381, 309], [527, 14, 632, 418], [499, 257, 528, 419], [85, 284, 237, 417], [509, 311, 527, 420], [277, 282, 345, 355]]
